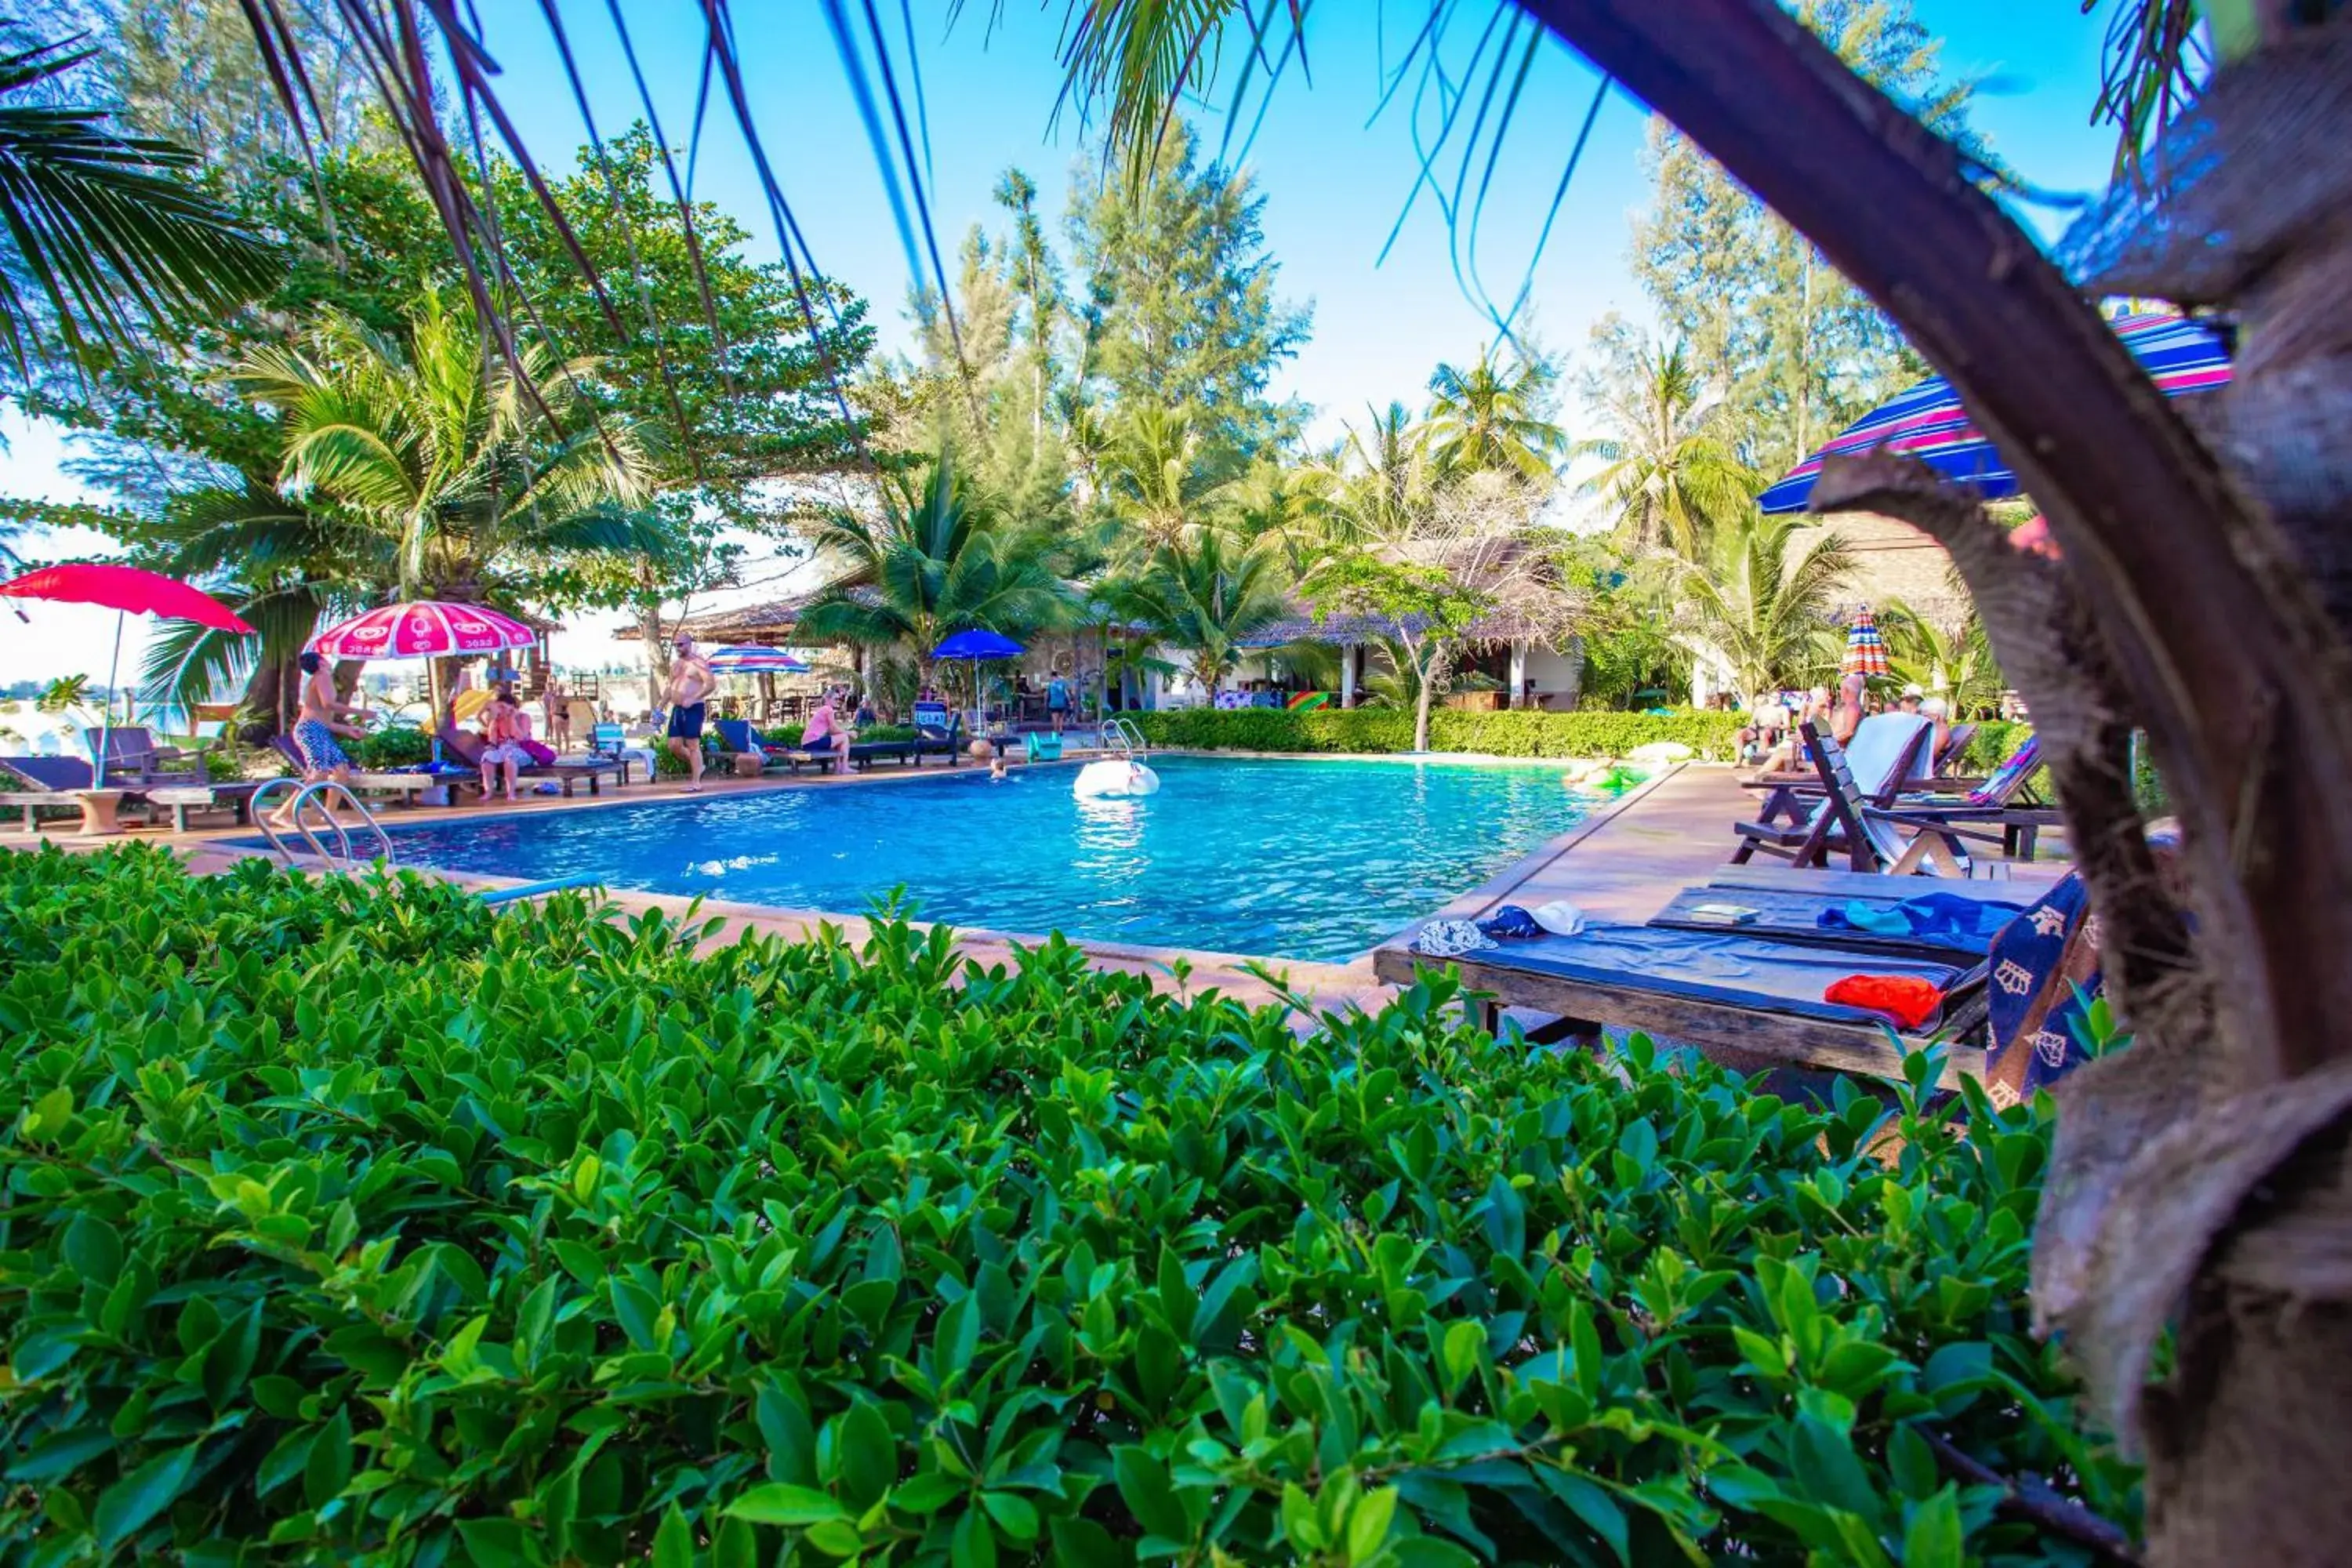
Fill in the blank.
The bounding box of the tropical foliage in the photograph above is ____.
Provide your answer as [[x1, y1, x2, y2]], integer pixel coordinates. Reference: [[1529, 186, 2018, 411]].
[[1109, 530, 1290, 695], [0, 38, 278, 383], [1678, 514, 1858, 698], [1575, 328, 1758, 558], [0, 845, 2136, 1565]]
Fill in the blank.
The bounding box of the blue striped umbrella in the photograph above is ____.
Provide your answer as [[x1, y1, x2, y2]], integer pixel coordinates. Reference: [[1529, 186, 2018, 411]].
[[706, 644, 810, 673], [1759, 312, 2231, 514]]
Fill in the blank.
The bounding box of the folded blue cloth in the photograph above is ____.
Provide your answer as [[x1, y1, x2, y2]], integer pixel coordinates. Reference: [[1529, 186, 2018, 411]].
[[1479, 904, 1544, 939], [1818, 892, 2025, 941]]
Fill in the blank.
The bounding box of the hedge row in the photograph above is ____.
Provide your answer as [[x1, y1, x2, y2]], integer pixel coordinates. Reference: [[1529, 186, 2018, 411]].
[[0, 846, 2133, 1564], [1127, 708, 1748, 760]]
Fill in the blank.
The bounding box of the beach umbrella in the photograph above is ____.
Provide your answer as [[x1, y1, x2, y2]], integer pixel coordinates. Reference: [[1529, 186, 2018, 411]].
[[0, 562, 252, 778], [931, 628, 1025, 735], [705, 644, 811, 673], [310, 601, 538, 749], [1759, 312, 2230, 514], [1842, 604, 1890, 678]]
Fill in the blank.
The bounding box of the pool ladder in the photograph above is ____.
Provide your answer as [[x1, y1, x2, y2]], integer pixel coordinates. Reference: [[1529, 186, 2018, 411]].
[[249, 779, 396, 869], [1098, 716, 1148, 757]]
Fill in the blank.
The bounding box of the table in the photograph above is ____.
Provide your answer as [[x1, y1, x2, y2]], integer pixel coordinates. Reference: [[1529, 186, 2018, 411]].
[[71, 788, 130, 836]]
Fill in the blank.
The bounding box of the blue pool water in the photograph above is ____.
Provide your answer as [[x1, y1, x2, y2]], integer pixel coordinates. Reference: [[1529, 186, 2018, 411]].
[[346, 756, 1591, 962]]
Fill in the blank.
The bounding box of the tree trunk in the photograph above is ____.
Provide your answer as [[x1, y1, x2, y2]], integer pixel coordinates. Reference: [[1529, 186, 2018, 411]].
[[1522, 4, 2352, 1559], [637, 599, 669, 710]]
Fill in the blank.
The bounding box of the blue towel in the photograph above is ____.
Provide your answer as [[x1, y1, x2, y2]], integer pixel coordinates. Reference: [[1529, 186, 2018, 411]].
[[1817, 892, 2024, 942]]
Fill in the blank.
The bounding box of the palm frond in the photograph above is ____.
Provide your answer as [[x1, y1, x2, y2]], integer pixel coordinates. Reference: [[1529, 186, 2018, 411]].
[[0, 38, 281, 379]]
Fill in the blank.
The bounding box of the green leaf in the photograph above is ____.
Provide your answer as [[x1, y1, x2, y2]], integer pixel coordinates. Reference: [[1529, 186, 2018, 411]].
[[653, 1503, 694, 1568], [304, 1406, 353, 1511], [456, 1517, 531, 1565], [979, 1490, 1040, 1543], [952, 1504, 999, 1568], [726, 1483, 847, 1526], [1347, 1485, 1401, 1561], [611, 1277, 663, 1352], [1537, 1468, 1629, 1566], [93, 1440, 198, 1548], [1788, 1413, 1882, 1525], [1440, 1318, 1486, 1396], [1901, 1485, 1965, 1568], [61, 1211, 124, 1285], [833, 1399, 897, 1511], [1113, 1446, 1190, 1542]]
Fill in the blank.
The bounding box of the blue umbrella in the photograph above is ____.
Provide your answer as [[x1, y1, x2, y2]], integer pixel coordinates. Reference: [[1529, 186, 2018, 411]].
[[1759, 312, 2230, 514], [931, 630, 1025, 736]]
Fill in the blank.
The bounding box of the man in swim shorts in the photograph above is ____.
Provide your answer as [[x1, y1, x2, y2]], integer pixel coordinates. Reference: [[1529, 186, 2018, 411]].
[[275, 649, 372, 827], [662, 633, 716, 792]]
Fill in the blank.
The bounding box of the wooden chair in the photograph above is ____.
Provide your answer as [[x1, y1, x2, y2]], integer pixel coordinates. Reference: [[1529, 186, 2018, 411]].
[[1730, 713, 1931, 866]]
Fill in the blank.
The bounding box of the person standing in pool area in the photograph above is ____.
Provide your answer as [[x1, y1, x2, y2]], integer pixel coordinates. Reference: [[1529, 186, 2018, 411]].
[[662, 634, 716, 792], [1046, 670, 1071, 734], [274, 649, 372, 828]]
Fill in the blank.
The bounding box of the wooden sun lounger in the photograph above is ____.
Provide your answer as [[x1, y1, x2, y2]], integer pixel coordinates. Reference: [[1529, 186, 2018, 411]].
[[143, 782, 264, 832], [1373, 922, 1987, 1087]]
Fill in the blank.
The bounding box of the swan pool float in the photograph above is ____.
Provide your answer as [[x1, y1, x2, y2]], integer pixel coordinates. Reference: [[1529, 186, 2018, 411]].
[[1074, 758, 1161, 797]]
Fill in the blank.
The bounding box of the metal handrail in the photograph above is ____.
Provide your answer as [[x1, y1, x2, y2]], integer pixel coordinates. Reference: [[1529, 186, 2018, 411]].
[[1099, 716, 1146, 757], [248, 778, 394, 869]]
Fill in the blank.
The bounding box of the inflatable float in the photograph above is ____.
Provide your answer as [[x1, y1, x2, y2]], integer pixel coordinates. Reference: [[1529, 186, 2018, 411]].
[[1073, 758, 1161, 797], [1561, 759, 1653, 795]]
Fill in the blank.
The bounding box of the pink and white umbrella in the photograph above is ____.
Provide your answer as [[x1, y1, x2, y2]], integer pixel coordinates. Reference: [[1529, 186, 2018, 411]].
[[310, 601, 538, 659]]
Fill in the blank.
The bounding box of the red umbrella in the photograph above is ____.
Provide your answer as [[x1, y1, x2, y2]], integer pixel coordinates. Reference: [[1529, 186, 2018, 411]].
[[0, 563, 253, 775], [0, 563, 252, 632]]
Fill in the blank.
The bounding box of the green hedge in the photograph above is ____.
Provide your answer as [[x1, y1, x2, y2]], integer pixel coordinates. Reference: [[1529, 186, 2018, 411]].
[[347, 725, 434, 771], [0, 846, 2135, 1564], [1128, 707, 1747, 760]]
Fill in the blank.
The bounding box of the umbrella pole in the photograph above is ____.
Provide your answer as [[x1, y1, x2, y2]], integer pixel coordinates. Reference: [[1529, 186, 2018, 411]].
[[428, 659, 443, 765], [93, 608, 124, 782]]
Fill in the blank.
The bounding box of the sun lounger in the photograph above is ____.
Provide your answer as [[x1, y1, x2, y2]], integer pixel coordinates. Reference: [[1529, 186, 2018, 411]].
[[714, 719, 799, 771], [914, 712, 967, 765], [848, 739, 919, 770], [96, 726, 201, 786], [269, 735, 470, 806], [0, 755, 151, 835], [1372, 920, 1987, 1086], [437, 725, 625, 797], [1731, 713, 1931, 866], [142, 782, 263, 832]]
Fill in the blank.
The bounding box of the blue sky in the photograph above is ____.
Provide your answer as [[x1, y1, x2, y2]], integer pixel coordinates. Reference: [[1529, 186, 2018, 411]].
[[2, 2, 2120, 685]]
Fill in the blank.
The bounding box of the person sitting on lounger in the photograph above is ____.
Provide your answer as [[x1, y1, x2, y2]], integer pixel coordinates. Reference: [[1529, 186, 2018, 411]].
[[476, 685, 533, 802], [800, 696, 852, 764], [274, 650, 372, 827]]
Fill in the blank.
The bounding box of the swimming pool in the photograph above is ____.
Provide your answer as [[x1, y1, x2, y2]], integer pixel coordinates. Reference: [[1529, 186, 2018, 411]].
[[346, 755, 1595, 963]]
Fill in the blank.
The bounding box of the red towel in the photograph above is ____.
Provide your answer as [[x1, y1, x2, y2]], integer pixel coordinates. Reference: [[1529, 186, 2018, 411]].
[[1824, 975, 1944, 1029]]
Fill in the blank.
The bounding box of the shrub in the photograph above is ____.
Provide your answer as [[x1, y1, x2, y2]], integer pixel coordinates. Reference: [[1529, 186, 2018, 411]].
[[0, 846, 2136, 1565], [1127, 707, 1746, 760], [347, 725, 434, 771]]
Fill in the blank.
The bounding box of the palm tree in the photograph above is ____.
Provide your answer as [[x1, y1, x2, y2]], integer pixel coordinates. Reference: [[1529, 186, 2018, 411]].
[[1882, 597, 2005, 717], [1425, 350, 1567, 482], [1677, 513, 1856, 698], [1108, 530, 1290, 697], [796, 457, 1072, 690], [230, 292, 662, 602], [0, 38, 279, 381], [1219, 458, 1334, 575], [1102, 405, 1229, 550], [1574, 339, 1758, 558], [1338, 401, 1434, 542]]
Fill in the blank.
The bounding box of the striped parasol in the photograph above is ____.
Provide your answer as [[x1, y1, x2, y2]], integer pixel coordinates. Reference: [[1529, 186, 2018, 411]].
[[310, 601, 538, 659], [1759, 312, 2230, 514], [704, 644, 810, 673], [1842, 604, 1890, 677]]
